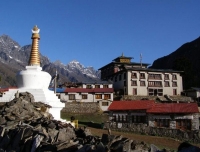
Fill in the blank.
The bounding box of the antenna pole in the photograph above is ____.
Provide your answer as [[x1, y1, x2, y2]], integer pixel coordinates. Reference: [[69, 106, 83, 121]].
[[140, 53, 142, 68], [54, 70, 57, 94]]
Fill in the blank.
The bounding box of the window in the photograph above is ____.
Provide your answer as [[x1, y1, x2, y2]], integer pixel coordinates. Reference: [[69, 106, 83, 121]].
[[86, 85, 92, 89], [149, 89, 163, 96], [172, 82, 177, 87], [112, 115, 116, 121], [103, 85, 108, 88], [131, 73, 137, 78], [123, 73, 126, 80], [95, 85, 100, 88], [155, 119, 170, 128], [82, 94, 87, 99], [140, 81, 145, 86], [148, 74, 162, 80], [173, 89, 177, 95], [133, 88, 137, 95], [176, 119, 191, 130], [124, 81, 126, 86], [119, 115, 122, 122], [122, 115, 127, 122], [119, 75, 122, 81], [102, 102, 109, 106], [164, 81, 170, 87], [132, 115, 146, 123], [69, 94, 75, 100], [148, 81, 162, 87], [164, 74, 169, 80], [95, 94, 102, 99], [131, 80, 137, 86], [140, 73, 145, 79], [115, 76, 117, 82], [104, 94, 111, 99], [172, 74, 177, 80]]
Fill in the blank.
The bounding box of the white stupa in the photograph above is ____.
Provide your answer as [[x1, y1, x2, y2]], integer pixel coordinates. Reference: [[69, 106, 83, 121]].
[[0, 26, 65, 120]]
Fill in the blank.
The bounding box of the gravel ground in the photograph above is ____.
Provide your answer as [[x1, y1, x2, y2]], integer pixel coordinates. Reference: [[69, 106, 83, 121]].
[[88, 127, 200, 151]]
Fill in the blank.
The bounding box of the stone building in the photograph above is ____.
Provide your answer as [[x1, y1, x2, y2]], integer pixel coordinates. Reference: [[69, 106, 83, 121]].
[[98, 53, 183, 96], [108, 100, 200, 130], [54, 81, 114, 111]]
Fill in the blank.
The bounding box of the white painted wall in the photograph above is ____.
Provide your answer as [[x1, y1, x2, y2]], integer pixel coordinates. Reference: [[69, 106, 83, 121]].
[[114, 70, 183, 96]]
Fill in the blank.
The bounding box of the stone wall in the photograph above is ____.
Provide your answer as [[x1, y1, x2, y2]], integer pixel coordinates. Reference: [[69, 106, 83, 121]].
[[104, 122, 200, 143], [122, 95, 192, 102], [62, 102, 102, 113]]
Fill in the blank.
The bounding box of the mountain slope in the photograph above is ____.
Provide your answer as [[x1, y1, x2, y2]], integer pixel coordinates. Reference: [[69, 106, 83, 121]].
[[150, 36, 200, 89], [0, 35, 100, 87]]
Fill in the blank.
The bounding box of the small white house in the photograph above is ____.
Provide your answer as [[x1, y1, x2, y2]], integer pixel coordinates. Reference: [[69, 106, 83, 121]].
[[54, 81, 114, 111]]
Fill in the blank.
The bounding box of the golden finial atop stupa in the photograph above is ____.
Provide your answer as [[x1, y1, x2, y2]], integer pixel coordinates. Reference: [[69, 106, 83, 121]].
[[28, 25, 41, 66]]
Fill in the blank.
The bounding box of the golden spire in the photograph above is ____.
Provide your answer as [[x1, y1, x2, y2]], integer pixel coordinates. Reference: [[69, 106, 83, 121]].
[[28, 25, 40, 66]]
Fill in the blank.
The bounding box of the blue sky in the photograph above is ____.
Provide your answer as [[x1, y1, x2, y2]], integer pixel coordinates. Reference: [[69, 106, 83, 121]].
[[0, 1, 200, 70]]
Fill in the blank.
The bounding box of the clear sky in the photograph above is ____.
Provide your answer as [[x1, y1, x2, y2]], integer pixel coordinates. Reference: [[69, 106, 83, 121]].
[[0, 1, 199, 70]]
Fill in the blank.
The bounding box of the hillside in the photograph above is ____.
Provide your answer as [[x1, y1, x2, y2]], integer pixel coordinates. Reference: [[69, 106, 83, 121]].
[[150, 37, 200, 90], [0, 35, 101, 87]]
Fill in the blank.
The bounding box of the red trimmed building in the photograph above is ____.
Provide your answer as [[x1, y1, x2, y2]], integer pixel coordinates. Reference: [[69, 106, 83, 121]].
[[108, 100, 199, 130], [58, 81, 114, 111]]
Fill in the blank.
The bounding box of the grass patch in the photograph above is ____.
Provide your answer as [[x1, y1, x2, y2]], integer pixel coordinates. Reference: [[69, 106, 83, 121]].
[[61, 112, 109, 128]]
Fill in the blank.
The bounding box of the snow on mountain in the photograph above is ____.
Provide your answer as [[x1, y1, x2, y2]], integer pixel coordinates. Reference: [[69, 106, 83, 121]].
[[66, 60, 99, 79], [0, 34, 101, 86], [0, 35, 20, 52]]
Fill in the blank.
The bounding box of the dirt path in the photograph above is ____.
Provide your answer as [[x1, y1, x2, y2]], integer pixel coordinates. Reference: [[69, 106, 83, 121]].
[[88, 127, 200, 151]]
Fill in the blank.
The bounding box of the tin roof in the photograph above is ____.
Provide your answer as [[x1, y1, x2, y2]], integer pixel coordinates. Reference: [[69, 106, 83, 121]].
[[108, 101, 199, 113], [64, 88, 114, 93], [147, 103, 199, 113], [108, 100, 154, 111]]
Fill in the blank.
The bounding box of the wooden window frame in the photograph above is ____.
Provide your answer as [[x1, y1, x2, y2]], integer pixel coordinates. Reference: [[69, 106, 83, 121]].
[[140, 81, 145, 86], [164, 81, 170, 87], [133, 88, 137, 95], [172, 74, 177, 80], [131, 73, 137, 79], [82, 94, 88, 99], [115, 76, 117, 82], [119, 75, 122, 81], [164, 74, 169, 80], [86, 85, 92, 89], [173, 89, 177, 95], [155, 119, 170, 128], [131, 80, 137, 86], [123, 73, 126, 80], [140, 73, 145, 79], [103, 85, 108, 88], [102, 101, 109, 106], [69, 94, 75, 100], [104, 94, 111, 100], [95, 94, 102, 99], [95, 85, 100, 88], [176, 119, 191, 130], [148, 74, 162, 80], [172, 82, 177, 87]]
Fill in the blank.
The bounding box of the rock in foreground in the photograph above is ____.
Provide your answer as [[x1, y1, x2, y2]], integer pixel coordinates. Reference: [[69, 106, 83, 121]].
[[0, 92, 196, 152]]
